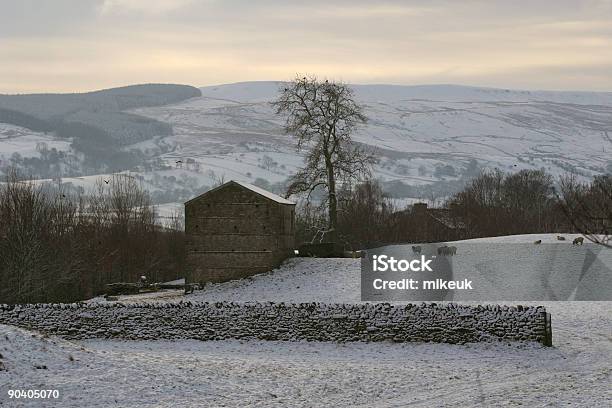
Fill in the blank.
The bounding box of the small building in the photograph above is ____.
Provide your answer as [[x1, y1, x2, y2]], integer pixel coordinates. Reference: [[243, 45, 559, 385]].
[[390, 202, 466, 243], [411, 202, 466, 241], [184, 180, 296, 284]]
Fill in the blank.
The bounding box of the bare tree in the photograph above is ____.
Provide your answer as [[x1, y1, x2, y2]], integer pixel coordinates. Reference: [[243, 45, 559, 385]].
[[261, 155, 276, 171], [448, 169, 560, 237], [337, 180, 396, 249], [558, 174, 611, 248], [207, 170, 226, 187], [0, 168, 185, 304], [274, 76, 375, 243]]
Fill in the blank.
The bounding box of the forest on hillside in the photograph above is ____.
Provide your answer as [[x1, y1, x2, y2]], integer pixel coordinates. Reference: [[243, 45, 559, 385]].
[[0, 84, 200, 174]]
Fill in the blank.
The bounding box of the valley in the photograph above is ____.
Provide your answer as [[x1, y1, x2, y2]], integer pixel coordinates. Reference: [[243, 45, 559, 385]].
[[1, 82, 611, 211]]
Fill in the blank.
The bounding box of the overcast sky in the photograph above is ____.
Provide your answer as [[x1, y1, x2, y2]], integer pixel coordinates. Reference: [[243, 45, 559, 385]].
[[1, 0, 612, 93]]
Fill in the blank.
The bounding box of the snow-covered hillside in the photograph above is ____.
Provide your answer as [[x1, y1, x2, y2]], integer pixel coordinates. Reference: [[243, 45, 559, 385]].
[[2, 82, 612, 204], [4, 233, 611, 406], [87, 234, 611, 304], [0, 123, 71, 165], [127, 82, 612, 200]]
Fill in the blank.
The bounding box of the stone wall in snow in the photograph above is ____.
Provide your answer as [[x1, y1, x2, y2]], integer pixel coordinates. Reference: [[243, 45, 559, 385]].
[[0, 302, 552, 346]]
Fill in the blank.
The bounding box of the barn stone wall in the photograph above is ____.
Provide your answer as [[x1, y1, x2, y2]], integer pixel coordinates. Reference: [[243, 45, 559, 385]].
[[185, 182, 295, 283], [0, 302, 552, 346]]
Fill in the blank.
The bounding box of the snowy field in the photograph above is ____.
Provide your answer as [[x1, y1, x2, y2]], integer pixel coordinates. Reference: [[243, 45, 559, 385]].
[[1, 301, 610, 407], [2, 234, 611, 407], [89, 233, 611, 304], [0, 123, 71, 162]]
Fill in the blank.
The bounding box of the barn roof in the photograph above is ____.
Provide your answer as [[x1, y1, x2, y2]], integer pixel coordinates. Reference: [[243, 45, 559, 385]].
[[185, 180, 295, 205], [427, 210, 466, 230]]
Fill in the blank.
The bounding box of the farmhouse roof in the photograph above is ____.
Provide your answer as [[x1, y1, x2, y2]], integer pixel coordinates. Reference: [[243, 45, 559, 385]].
[[427, 209, 466, 230], [185, 180, 295, 205]]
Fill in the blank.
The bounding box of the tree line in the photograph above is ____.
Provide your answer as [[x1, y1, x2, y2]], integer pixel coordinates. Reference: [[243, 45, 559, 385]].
[[294, 169, 611, 250], [0, 171, 184, 304]]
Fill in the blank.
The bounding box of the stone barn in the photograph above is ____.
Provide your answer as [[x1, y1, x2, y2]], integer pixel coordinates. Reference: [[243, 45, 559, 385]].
[[185, 180, 296, 284]]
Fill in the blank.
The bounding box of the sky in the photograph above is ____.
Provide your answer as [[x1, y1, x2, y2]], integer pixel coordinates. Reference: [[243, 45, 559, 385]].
[[1, 0, 612, 93]]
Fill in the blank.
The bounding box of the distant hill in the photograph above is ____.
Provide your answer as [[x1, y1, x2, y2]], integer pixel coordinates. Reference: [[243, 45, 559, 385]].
[[0, 84, 201, 172], [0, 84, 201, 119], [130, 81, 612, 199]]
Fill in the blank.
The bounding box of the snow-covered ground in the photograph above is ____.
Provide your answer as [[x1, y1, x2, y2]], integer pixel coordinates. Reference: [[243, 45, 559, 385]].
[[89, 233, 611, 304], [3, 234, 611, 407], [0, 123, 71, 162], [450, 233, 607, 244], [1, 301, 610, 407]]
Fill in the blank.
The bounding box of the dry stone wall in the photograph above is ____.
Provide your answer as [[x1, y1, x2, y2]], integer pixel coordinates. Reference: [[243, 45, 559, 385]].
[[0, 302, 552, 346]]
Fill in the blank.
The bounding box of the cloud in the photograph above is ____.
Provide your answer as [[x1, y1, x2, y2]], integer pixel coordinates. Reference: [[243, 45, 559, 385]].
[[0, 0, 101, 36], [98, 0, 197, 15], [1, 0, 611, 92]]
